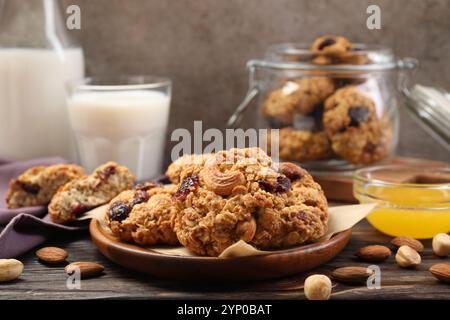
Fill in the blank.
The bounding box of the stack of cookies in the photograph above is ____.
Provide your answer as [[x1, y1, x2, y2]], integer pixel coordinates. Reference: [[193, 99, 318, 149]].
[[263, 35, 392, 165], [105, 148, 329, 257]]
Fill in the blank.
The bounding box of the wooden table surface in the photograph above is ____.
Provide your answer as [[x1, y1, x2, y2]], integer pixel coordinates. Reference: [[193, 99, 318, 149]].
[[1, 220, 449, 300]]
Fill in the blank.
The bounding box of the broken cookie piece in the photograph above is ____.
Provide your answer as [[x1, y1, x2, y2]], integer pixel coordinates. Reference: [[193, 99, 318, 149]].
[[48, 161, 135, 224], [6, 164, 85, 209]]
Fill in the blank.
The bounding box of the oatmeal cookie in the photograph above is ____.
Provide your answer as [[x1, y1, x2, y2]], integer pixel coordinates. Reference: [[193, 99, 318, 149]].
[[323, 87, 389, 164], [172, 148, 280, 256], [310, 35, 370, 68], [253, 163, 328, 248], [106, 183, 179, 245], [261, 85, 297, 126], [173, 186, 259, 256], [49, 162, 135, 224], [252, 162, 328, 249], [262, 77, 335, 123], [6, 164, 84, 209], [311, 35, 352, 56], [266, 128, 333, 162], [172, 148, 329, 256], [165, 153, 211, 184]]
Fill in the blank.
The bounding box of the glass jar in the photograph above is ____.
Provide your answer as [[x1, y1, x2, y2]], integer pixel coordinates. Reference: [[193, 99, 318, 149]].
[[228, 42, 417, 175], [0, 0, 84, 161]]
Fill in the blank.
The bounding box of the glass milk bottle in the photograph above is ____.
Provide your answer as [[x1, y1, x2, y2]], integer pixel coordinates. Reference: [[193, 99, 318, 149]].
[[0, 0, 84, 161]]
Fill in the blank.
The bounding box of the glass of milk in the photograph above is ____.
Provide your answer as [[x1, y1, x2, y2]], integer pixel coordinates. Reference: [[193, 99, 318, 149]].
[[67, 76, 172, 181]]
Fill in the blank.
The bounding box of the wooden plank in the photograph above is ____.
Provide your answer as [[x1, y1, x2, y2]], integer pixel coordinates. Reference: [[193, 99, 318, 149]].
[[1, 220, 449, 300]]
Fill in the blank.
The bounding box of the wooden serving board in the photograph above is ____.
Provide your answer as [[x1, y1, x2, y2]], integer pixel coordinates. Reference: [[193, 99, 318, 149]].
[[313, 157, 449, 203]]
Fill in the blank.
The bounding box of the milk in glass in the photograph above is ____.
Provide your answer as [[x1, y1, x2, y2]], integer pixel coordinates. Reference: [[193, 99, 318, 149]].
[[67, 90, 171, 181], [0, 48, 84, 160]]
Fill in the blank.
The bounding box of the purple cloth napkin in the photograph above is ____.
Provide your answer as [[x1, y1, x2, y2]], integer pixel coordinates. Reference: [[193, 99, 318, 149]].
[[0, 158, 86, 259]]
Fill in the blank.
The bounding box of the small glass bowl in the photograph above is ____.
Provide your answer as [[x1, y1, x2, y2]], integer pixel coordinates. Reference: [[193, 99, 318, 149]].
[[353, 165, 450, 239]]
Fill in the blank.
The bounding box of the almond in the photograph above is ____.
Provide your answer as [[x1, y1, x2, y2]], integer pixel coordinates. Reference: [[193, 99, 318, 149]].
[[0, 259, 24, 282], [429, 263, 450, 284], [355, 245, 391, 262], [36, 247, 68, 264], [395, 245, 421, 268], [391, 236, 424, 253], [331, 266, 373, 284], [65, 262, 104, 279]]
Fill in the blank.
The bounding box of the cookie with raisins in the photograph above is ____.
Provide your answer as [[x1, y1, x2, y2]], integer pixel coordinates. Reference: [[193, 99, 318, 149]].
[[6, 164, 84, 209], [48, 162, 134, 224], [323, 87, 390, 164], [106, 184, 179, 245]]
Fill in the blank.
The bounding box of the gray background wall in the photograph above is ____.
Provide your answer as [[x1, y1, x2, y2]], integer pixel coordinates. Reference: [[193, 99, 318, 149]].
[[67, 0, 449, 162]]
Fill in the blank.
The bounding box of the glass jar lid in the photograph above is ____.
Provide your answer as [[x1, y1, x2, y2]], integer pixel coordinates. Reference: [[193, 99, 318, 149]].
[[246, 42, 417, 73], [403, 84, 450, 152]]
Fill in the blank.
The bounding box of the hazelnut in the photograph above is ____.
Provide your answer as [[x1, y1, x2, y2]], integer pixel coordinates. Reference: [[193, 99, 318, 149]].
[[432, 233, 450, 257], [304, 274, 332, 300], [395, 245, 421, 268]]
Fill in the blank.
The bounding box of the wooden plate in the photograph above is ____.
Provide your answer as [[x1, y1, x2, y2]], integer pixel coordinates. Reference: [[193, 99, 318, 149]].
[[90, 219, 352, 282]]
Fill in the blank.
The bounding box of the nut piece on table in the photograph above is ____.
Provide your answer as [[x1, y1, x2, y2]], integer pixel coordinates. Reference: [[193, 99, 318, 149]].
[[355, 245, 391, 262], [0, 259, 24, 282], [304, 274, 332, 300], [391, 236, 424, 253], [331, 266, 373, 285], [429, 263, 450, 284], [432, 233, 450, 257], [36, 247, 68, 264], [395, 245, 421, 268], [65, 262, 104, 279]]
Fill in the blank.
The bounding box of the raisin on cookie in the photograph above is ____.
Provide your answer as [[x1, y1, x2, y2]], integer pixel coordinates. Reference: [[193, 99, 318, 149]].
[[6, 164, 84, 209], [323, 87, 389, 164], [106, 183, 179, 245], [48, 162, 135, 224], [266, 128, 334, 162]]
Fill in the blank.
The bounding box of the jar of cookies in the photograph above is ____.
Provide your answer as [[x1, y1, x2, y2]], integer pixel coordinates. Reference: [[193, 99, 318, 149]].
[[228, 35, 417, 174]]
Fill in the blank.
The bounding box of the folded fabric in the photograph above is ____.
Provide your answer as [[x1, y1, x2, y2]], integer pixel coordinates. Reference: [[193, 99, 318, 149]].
[[0, 158, 87, 259]]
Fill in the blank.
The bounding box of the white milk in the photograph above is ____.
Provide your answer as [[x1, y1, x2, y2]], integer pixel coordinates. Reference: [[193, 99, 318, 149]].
[[0, 48, 84, 160], [68, 90, 171, 181]]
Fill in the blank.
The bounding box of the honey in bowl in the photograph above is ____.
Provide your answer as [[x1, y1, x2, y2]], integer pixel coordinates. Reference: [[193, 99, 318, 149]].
[[353, 165, 450, 239]]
